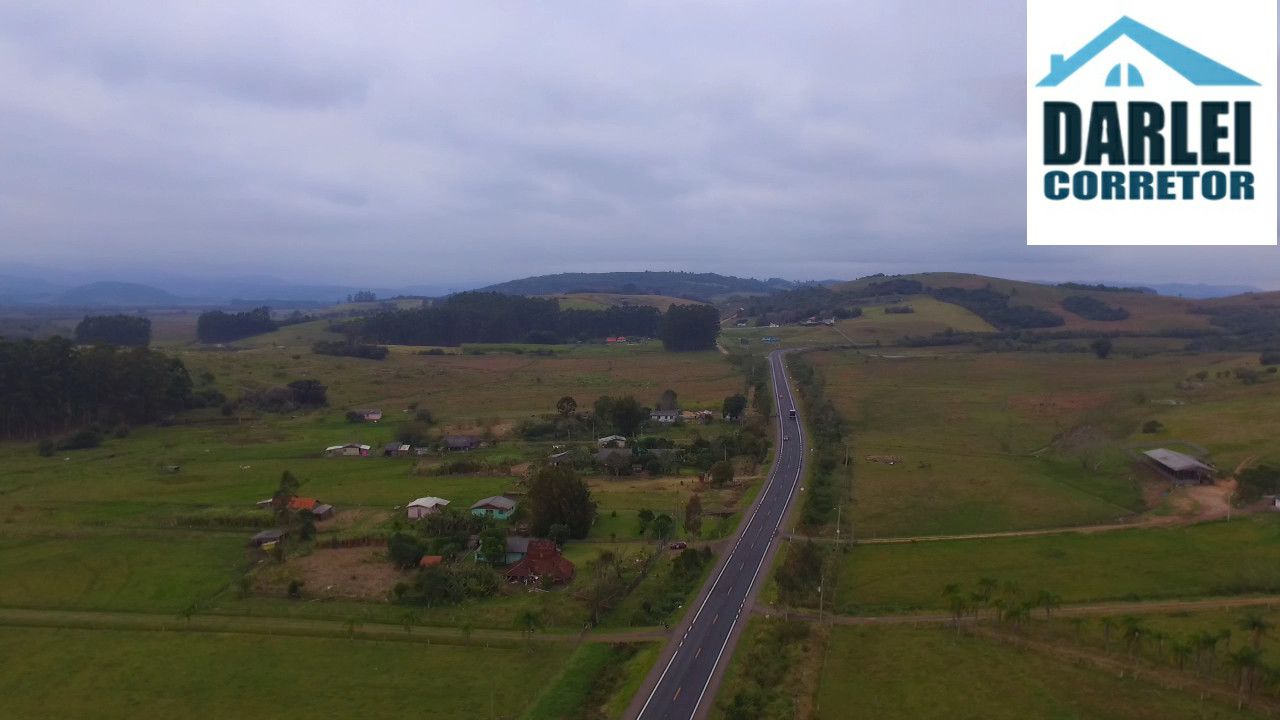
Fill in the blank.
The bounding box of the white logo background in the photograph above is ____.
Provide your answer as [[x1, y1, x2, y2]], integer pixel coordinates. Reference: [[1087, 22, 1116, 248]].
[[1027, 0, 1277, 246]]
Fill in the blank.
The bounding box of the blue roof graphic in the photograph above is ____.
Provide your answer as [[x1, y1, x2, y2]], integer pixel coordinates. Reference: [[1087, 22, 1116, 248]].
[[1037, 16, 1259, 87]]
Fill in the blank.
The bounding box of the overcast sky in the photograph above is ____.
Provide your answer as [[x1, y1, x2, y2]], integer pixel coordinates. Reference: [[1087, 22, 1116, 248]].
[[1, 1, 1277, 290]]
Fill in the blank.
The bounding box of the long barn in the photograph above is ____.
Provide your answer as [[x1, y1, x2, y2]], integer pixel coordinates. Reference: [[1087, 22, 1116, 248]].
[[1143, 448, 1216, 485]]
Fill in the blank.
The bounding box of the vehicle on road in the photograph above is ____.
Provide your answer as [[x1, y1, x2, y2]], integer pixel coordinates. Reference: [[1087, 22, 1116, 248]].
[[788, 408, 796, 420], [669, 541, 688, 550]]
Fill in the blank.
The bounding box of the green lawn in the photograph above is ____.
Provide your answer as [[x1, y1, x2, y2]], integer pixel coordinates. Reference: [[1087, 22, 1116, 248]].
[[815, 625, 1264, 720], [839, 516, 1280, 614], [0, 626, 569, 720], [0, 533, 244, 613]]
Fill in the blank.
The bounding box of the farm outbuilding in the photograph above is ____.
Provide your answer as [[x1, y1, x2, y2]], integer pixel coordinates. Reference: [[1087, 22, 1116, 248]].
[[1143, 448, 1216, 485], [444, 435, 481, 451], [311, 503, 335, 520], [406, 496, 450, 519], [325, 443, 371, 457], [249, 529, 286, 547]]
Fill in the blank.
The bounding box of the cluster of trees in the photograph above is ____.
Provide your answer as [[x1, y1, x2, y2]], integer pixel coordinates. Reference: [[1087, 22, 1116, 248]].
[[1236, 465, 1280, 504], [940, 579, 1062, 632], [197, 307, 277, 343], [347, 291, 377, 303], [354, 292, 666, 346], [232, 379, 327, 415], [930, 287, 1065, 329], [1062, 295, 1130, 321], [0, 337, 192, 441], [312, 340, 389, 360], [787, 355, 848, 529], [660, 304, 721, 351], [883, 305, 914, 315], [1058, 282, 1152, 294], [1187, 306, 1280, 351], [74, 314, 151, 346]]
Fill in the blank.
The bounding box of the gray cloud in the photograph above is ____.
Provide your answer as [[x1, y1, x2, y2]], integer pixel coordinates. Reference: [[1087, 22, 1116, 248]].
[[0, 1, 1275, 290]]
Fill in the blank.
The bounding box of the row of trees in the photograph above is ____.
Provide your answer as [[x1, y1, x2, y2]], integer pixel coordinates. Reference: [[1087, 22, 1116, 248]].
[[1062, 295, 1130, 321], [197, 306, 277, 343], [352, 292, 721, 350], [74, 314, 151, 346], [0, 337, 193, 440], [355, 292, 660, 346]]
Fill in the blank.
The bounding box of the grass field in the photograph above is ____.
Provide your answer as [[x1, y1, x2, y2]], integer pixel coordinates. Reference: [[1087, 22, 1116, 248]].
[[814, 624, 1263, 720], [0, 625, 570, 720], [808, 349, 1279, 537], [838, 516, 1280, 614]]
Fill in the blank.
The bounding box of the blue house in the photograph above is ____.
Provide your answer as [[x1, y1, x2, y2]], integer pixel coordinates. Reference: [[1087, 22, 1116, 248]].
[[1037, 16, 1258, 88], [476, 535, 530, 565], [470, 495, 518, 520]]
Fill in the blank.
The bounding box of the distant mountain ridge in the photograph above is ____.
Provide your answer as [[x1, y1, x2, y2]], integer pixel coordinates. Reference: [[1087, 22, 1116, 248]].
[[54, 282, 188, 307], [478, 271, 793, 300]]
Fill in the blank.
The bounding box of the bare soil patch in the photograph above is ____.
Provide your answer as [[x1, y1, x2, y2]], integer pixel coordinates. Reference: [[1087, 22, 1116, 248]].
[[255, 547, 403, 602]]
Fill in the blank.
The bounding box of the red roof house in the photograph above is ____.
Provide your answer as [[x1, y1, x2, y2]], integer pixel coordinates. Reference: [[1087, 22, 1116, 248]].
[[504, 540, 575, 584], [288, 497, 318, 512], [419, 555, 444, 568]]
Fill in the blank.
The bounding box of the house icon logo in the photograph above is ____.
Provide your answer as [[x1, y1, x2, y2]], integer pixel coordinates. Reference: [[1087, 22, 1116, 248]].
[[1036, 16, 1259, 88], [1025, 0, 1277, 247]]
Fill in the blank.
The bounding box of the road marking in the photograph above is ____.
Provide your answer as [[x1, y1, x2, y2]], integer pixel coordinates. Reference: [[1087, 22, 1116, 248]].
[[673, 687, 682, 701], [637, 351, 806, 720]]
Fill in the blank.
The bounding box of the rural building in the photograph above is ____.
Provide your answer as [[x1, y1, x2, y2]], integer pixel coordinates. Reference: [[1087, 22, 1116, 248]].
[[384, 442, 412, 457], [249, 529, 286, 547], [353, 409, 383, 422], [597, 435, 627, 448], [477, 536, 531, 565], [406, 496, 450, 519], [287, 497, 317, 512], [605, 336, 628, 344], [548, 451, 572, 466], [419, 555, 444, 568], [597, 447, 632, 466], [311, 503, 335, 521], [444, 435, 481, 451], [1143, 448, 1216, 485], [470, 496, 518, 520], [324, 443, 371, 457], [649, 409, 679, 424], [681, 410, 713, 425], [505, 540, 575, 584]]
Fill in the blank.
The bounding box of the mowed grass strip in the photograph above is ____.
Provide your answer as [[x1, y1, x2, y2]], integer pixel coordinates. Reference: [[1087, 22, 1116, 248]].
[[839, 516, 1280, 614], [0, 625, 569, 720], [815, 624, 1264, 720]]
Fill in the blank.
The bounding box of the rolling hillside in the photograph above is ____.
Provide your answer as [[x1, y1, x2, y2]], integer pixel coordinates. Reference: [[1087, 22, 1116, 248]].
[[838, 273, 1217, 334]]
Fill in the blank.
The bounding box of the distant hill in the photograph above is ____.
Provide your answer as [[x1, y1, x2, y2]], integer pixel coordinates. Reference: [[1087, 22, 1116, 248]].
[[479, 271, 793, 300], [53, 282, 188, 307], [836, 272, 1218, 334]]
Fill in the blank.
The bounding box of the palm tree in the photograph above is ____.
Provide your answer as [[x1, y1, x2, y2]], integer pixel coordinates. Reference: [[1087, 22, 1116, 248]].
[[942, 584, 967, 634], [1227, 646, 1262, 709], [1170, 639, 1193, 672], [975, 577, 998, 618], [401, 610, 419, 635], [1120, 616, 1147, 662], [1100, 617, 1116, 652], [1237, 613, 1273, 650], [1035, 590, 1062, 619], [516, 610, 543, 651]]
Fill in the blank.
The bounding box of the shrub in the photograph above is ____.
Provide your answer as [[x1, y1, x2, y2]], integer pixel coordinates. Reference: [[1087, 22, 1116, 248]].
[[1141, 420, 1164, 434], [36, 439, 55, 457], [58, 428, 102, 451]]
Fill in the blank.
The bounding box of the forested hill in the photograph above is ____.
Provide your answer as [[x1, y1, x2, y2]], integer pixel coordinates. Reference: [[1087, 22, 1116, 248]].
[[478, 271, 793, 300]]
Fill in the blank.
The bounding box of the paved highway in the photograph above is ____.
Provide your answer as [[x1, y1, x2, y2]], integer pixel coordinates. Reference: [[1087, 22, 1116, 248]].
[[628, 349, 808, 720]]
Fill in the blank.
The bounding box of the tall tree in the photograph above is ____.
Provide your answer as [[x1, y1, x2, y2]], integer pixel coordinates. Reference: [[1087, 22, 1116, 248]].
[[722, 394, 748, 420], [657, 389, 678, 411], [684, 494, 703, 537], [527, 465, 597, 539], [556, 396, 577, 418]]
